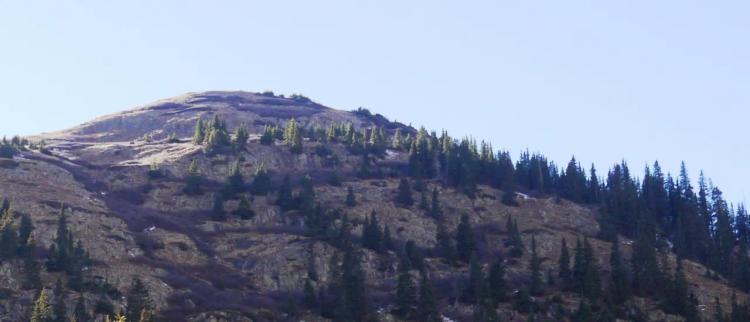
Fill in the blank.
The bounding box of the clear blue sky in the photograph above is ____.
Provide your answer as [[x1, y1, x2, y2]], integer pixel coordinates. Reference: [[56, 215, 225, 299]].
[[0, 1, 748, 204]]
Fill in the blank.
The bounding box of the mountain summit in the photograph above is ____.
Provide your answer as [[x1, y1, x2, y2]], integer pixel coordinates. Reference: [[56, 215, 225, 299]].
[[0, 92, 745, 322]]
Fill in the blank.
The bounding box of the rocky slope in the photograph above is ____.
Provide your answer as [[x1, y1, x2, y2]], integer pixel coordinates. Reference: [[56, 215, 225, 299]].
[[0, 91, 743, 321]]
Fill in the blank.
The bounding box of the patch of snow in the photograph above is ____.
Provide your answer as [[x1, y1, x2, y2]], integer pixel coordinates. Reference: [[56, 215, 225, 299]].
[[515, 192, 530, 200], [442, 315, 457, 322], [144, 226, 156, 232]]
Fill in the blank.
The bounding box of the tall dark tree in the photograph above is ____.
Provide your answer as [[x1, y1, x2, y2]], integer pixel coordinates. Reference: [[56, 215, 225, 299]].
[[125, 277, 153, 322], [462, 253, 485, 304], [529, 235, 543, 296], [222, 160, 245, 198], [428, 187, 442, 219], [235, 196, 255, 220], [558, 238, 572, 289], [276, 175, 295, 211], [183, 160, 202, 195], [608, 235, 630, 305], [23, 235, 41, 290], [417, 272, 441, 322], [396, 254, 418, 318], [345, 186, 357, 207], [487, 259, 508, 304], [361, 211, 382, 252], [249, 164, 272, 196], [396, 178, 414, 208], [211, 193, 226, 221], [456, 214, 476, 263], [506, 216, 524, 257], [73, 293, 89, 322], [52, 280, 66, 322]]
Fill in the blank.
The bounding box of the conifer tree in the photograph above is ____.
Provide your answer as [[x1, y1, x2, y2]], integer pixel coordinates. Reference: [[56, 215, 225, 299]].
[[506, 216, 524, 257], [249, 164, 271, 196], [303, 278, 318, 310], [608, 235, 630, 305], [558, 238, 572, 289], [260, 125, 275, 145], [419, 189, 429, 211], [73, 293, 89, 322], [23, 235, 42, 290], [211, 193, 226, 221], [192, 118, 205, 145], [284, 118, 303, 153], [276, 175, 295, 211], [125, 277, 153, 322], [361, 211, 382, 252], [429, 187, 442, 219], [382, 226, 395, 252], [30, 288, 52, 322], [405, 240, 424, 271], [487, 259, 508, 304], [417, 272, 441, 322], [529, 235, 543, 296], [391, 128, 404, 150], [456, 214, 477, 263], [345, 186, 357, 207], [462, 253, 485, 304], [233, 124, 249, 151], [183, 160, 202, 195], [222, 160, 244, 198], [52, 280, 66, 322], [18, 214, 33, 254], [435, 223, 456, 262], [235, 196, 255, 220], [396, 178, 414, 207], [396, 253, 418, 318]]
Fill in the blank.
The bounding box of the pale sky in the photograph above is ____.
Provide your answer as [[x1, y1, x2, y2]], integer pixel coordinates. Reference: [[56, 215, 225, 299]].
[[0, 1, 747, 204]]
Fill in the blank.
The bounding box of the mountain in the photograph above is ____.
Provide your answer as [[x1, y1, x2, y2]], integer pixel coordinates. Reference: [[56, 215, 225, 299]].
[[0, 91, 745, 321]]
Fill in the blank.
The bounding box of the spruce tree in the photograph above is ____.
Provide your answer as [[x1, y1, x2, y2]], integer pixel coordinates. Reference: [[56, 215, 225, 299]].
[[487, 259, 508, 304], [506, 216, 524, 257], [456, 214, 476, 263], [345, 186, 357, 207], [417, 272, 441, 322], [276, 175, 295, 211], [396, 178, 414, 207], [30, 288, 52, 322], [191, 118, 205, 145], [284, 118, 303, 153], [529, 235, 543, 296], [235, 196, 255, 220], [125, 277, 153, 322], [74, 294, 89, 322], [211, 193, 226, 221], [405, 240, 424, 271], [558, 238, 572, 289], [396, 254, 418, 318], [608, 235, 630, 305], [436, 223, 456, 263], [183, 160, 202, 195], [222, 160, 245, 198], [361, 211, 382, 252], [52, 280, 66, 322], [18, 214, 33, 254], [260, 125, 275, 145], [462, 253, 485, 304], [382, 226, 395, 252], [23, 235, 41, 290], [303, 278, 318, 310], [233, 124, 249, 151], [246, 164, 270, 196], [429, 187, 442, 219]]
